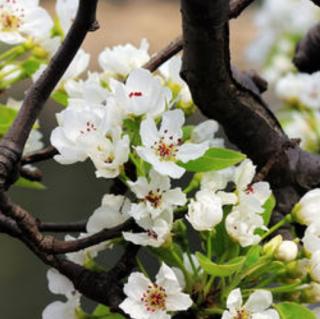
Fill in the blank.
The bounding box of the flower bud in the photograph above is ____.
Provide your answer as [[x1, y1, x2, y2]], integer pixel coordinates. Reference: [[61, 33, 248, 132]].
[[310, 251, 320, 283], [293, 189, 320, 225], [263, 235, 283, 256], [275, 240, 298, 262]]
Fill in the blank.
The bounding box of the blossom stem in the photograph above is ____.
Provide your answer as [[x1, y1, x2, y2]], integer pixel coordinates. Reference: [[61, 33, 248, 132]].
[[170, 250, 192, 292], [261, 214, 293, 241], [0, 45, 27, 65], [201, 307, 224, 315], [135, 257, 150, 278]]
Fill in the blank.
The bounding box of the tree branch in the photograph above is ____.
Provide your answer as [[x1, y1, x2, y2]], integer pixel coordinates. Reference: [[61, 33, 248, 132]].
[[38, 220, 87, 233], [0, 0, 99, 191], [180, 0, 320, 214], [294, 22, 320, 73]]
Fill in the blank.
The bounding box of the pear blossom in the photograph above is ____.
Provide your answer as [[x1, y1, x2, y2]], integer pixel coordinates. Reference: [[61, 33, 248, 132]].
[[119, 263, 193, 319], [128, 169, 186, 221], [226, 209, 266, 247], [201, 167, 234, 192], [50, 100, 128, 177], [160, 55, 192, 105], [222, 288, 279, 319], [293, 189, 320, 225], [65, 233, 108, 265], [310, 251, 320, 283], [186, 189, 223, 231], [56, 0, 79, 35], [136, 109, 209, 179], [302, 222, 320, 255], [275, 240, 298, 262], [234, 159, 271, 215], [99, 39, 150, 78], [86, 194, 131, 234], [42, 268, 80, 319], [0, 0, 53, 45], [281, 111, 320, 152], [123, 210, 172, 248], [111, 68, 172, 118], [33, 49, 90, 89], [65, 72, 109, 105], [191, 120, 224, 148]]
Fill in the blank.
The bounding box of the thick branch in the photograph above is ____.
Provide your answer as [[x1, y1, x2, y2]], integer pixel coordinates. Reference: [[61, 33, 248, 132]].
[[180, 0, 320, 213], [0, 0, 99, 190], [294, 23, 320, 73], [38, 220, 87, 233]]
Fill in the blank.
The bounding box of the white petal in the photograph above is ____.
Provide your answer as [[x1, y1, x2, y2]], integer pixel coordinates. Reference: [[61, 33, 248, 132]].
[[234, 159, 256, 190], [123, 272, 151, 301], [245, 290, 273, 313], [47, 268, 75, 296], [160, 109, 184, 137], [177, 142, 208, 162], [226, 288, 243, 311], [140, 116, 159, 147], [165, 292, 193, 311], [119, 298, 148, 319]]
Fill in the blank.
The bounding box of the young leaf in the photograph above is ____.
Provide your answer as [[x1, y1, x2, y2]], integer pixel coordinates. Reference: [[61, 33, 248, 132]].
[[262, 195, 276, 226], [52, 90, 69, 107], [196, 252, 245, 277], [0, 105, 17, 135], [92, 304, 125, 319], [274, 302, 317, 319], [178, 148, 245, 172], [14, 177, 46, 190]]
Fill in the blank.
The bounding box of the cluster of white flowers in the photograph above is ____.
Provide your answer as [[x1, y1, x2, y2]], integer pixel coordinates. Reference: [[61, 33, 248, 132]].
[[187, 159, 271, 247], [247, 0, 320, 83]]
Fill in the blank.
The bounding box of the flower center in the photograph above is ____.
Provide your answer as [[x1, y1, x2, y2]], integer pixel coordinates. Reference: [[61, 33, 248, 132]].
[[80, 121, 97, 134], [141, 284, 167, 312], [145, 190, 162, 208], [245, 185, 254, 194], [147, 230, 158, 240], [151, 129, 183, 161], [234, 308, 252, 319], [129, 91, 143, 98], [0, 2, 24, 32]]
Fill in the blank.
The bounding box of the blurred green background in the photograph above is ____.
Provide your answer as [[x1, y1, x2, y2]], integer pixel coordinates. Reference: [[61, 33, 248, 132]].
[[0, 0, 254, 318]]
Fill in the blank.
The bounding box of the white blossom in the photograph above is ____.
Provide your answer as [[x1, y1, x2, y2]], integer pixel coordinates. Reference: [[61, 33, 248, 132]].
[[225, 209, 266, 247], [234, 159, 271, 215], [0, 0, 53, 45], [293, 189, 320, 225], [65, 72, 108, 105], [186, 189, 223, 231], [128, 169, 186, 221], [191, 120, 224, 148], [87, 194, 131, 234], [136, 109, 208, 179], [42, 268, 80, 319], [99, 39, 150, 78], [55, 0, 79, 35], [159, 55, 192, 105], [310, 251, 320, 283], [222, 288, 279, 319], [111, 68, 172, 118], [201, 167, 234, 193], [303, 222, 320, 255], [119, 263, 193, 319], [65, 233, 107, 266], [123, 210, 172, 248]]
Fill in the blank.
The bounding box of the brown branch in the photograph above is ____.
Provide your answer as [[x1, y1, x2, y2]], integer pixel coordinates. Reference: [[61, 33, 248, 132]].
[[180, 0, 320, 215], [19, 166, 43, 182], [21, 146, 58, 165], [294, 22, 320, 73], [0, 0, 99, 191], [38, 220, 87, 233], [229, 0, 256, 19]]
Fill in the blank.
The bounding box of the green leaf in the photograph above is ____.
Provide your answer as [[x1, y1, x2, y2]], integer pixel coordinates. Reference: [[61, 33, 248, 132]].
[[52, 90, 69, 107], [91, 305, 125, 319], [14, 177, 46, 190], [274, 302, 317, 319], [182, 125, 194, 141], [196, 253, 245, 277], [262, 195, 276, 226], [21, 58, 42, 76], [243, 246, 262, 268], [123, 118, 141, 146], [0, 105, 17, 135], [178, 148, 245, 172], [150, 243, 183, 268]]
